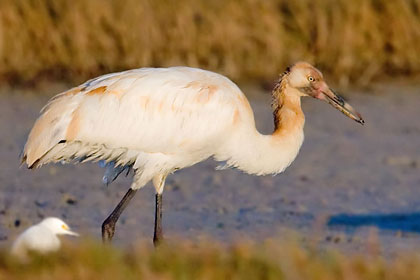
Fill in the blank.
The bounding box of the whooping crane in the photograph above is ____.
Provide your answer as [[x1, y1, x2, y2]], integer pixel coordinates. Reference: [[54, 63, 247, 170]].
[[22, 62, 364, 246]]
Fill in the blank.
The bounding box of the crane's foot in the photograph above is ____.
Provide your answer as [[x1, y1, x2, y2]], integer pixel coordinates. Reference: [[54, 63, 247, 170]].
[[102, 218, 116, 243], [153, 234, 164, 247], [101, 188, 137, 244]]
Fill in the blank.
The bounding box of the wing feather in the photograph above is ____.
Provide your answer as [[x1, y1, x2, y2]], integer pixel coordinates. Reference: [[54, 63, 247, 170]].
[[23, 67, 254, 169]]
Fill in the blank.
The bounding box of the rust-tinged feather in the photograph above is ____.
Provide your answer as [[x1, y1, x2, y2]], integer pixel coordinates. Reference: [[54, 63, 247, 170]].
[[86, 86, 107, 95], [232, 109, 240, 125], [65, 86, 84, 96], [66, 109, 81, 141]]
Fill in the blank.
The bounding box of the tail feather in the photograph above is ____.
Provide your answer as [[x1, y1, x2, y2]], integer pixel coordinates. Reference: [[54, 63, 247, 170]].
[[26, 139, 137, 176], [22, 92, 81, 168]]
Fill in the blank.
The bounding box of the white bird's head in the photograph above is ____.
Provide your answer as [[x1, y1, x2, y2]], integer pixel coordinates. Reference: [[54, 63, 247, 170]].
[[39, 217, 79, 236], [284, 62, 364, 125]]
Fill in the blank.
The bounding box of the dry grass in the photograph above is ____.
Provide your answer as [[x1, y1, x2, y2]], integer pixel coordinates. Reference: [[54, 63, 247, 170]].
[[1, 239, 420, 280], [0, 0, 420, 87]]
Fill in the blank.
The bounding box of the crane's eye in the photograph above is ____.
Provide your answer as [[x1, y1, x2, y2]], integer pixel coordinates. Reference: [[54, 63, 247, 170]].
[[308, 76, 315, 82]]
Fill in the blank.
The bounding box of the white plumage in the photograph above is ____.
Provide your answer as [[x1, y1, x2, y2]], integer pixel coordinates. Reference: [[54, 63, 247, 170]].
[[11, 217, 79, 260], [22, 62, 363, 244], [23, 67, 302, 188]]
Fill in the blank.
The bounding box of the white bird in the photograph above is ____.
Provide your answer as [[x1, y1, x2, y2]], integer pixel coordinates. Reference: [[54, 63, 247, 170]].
[[21, 62, 364, 246], [11, 217, 79, 260]]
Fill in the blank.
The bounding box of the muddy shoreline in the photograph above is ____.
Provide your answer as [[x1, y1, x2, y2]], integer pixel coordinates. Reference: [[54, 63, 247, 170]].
[[0, 84, 419, 257]]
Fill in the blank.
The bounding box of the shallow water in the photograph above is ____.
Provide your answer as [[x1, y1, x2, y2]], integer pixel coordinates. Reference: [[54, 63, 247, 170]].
[[0, 84, 419, 256]]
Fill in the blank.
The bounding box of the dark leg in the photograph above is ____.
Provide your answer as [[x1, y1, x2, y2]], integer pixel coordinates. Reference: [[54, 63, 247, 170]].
[[102, 188, 137, 243], [153, 193, 163, 246]]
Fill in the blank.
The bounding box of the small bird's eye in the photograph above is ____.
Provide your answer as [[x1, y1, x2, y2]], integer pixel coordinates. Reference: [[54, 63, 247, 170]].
[[308, 76, 315, 82]]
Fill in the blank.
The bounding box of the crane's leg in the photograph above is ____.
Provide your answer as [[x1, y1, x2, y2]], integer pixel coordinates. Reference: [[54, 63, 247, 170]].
[[102, 188, 137, 243], [152, 174, 167, 246], [154, 192, 163, 246]]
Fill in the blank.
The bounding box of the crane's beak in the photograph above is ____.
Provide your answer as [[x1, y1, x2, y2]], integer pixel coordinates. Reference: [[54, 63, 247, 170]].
[[319, 88, 364, 125]]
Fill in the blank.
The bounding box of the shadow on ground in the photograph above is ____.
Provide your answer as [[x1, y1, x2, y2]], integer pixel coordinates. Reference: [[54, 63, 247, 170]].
[[328, 212, 420, 234]]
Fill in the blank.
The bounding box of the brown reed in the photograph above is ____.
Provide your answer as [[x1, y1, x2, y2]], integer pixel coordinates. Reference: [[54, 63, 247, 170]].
[[0, 0, 419, 88]]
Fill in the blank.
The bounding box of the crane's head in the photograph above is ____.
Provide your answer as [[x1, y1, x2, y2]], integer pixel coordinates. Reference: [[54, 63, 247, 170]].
[[39, 217, 79, 236], [286, 62, 364, 125]]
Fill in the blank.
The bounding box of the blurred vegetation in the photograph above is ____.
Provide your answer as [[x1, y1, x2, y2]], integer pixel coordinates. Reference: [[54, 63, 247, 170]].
[[1, 239, 420, 280], [0, 0, 419, 87]]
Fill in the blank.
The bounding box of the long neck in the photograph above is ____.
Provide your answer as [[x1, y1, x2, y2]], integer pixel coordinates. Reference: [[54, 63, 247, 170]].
[[271, 73, 305, 136], [221, 74, 305, 175]]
